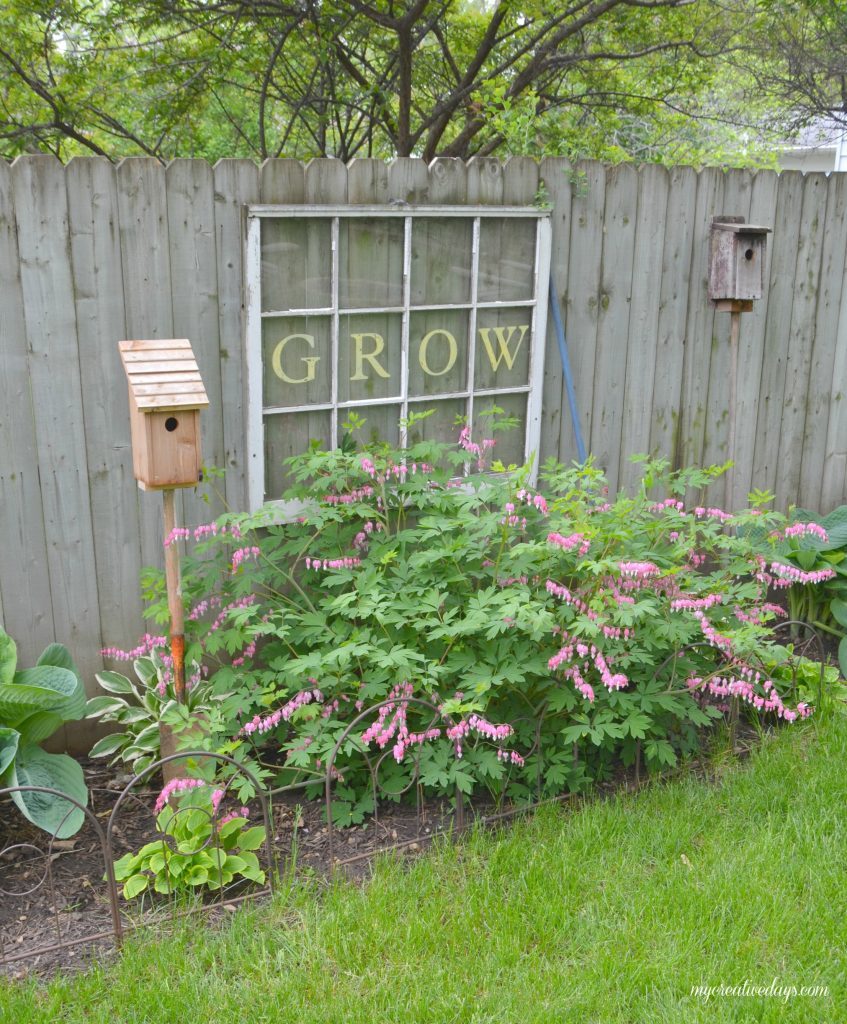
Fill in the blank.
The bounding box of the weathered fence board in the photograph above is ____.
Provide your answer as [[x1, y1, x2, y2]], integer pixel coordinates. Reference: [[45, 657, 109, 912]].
[[467, 157, 505, 206], [1, 155, 846, 753], [618, 163, 668, 492], [213, 159, 261, 510], [649, 165, 698, 469], [702, 168, 753, 505], [116, 159, 179, 578], [166, 159, 227, 528], [751, 171, 806, 498], [12, 157, 103, 709], [818, 173, 847, 512], [564, 161, 606, 459], [0, 161, 55, 656], [66, 157, 144, 657], [387, 157, 429, 204], [539, 156, 573, 465], [775, 173, 829, 511], [678, 166, 725, 493], [800, 173, 847, 510], [592, 164, 639, 495], [733, 170, 780, 506]]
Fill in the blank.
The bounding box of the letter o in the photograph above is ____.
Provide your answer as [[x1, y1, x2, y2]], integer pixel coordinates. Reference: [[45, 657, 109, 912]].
[[418, 329, 458, 377]]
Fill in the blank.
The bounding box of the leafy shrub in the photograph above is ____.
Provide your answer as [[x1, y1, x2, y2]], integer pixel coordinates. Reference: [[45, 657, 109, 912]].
[[120, 420, 818, 811], [0, 627, 88, 837], [112, 780, 266, 899]]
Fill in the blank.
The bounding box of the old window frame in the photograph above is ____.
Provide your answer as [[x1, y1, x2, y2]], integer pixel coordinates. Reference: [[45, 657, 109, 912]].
[[245, 205, 552, 510]]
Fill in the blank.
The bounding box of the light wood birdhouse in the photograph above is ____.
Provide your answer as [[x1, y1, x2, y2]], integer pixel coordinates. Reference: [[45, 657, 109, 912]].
[[118, 339, 209, 490]]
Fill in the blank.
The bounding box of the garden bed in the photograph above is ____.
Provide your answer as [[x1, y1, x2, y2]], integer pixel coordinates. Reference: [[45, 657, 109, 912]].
[[0, 717, 771, 981]]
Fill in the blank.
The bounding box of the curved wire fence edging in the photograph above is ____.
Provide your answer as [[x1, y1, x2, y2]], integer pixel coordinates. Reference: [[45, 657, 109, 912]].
[[0, 751, 275, 969], [0, 625, 828, 971]]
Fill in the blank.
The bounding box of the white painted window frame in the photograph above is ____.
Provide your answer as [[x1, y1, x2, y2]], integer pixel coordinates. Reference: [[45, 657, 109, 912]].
[[245, 205, 552, 511]]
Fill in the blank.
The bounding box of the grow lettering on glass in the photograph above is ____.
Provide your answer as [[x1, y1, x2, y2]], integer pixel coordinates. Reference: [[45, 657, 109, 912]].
[[270, 324, 530, 384]]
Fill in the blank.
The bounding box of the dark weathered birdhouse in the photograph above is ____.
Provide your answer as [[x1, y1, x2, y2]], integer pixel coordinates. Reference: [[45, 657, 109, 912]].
[[118, 339, 209, 490], [708, 216, 771, 305]]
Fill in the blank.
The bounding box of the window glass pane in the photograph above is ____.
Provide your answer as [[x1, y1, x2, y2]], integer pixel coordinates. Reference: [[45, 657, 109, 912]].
[[410, 218, 472, 305], [338, 404, 401, 448], [264, 410, 331, 497], [478, 219, 536, 302], [338, 312, 403, 403], [262, 315, 331, 408], [473, 393, 527, 469], [474, 307, 532, 390], [339, 219, 404, 309], [406, 399, 466, 448], [261, 219, 331, 311], [408, 309, 469, 397]]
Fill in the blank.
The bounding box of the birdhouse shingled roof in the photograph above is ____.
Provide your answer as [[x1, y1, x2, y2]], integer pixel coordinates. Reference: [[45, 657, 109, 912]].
[[118, 339, 210, 411]]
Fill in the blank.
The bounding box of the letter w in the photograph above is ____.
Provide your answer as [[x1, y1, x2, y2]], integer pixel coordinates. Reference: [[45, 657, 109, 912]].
[[478, 325, 529, 371]]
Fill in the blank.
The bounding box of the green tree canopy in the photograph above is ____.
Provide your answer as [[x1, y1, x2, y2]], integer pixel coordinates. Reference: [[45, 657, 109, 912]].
[[0, 0, 828, 164]]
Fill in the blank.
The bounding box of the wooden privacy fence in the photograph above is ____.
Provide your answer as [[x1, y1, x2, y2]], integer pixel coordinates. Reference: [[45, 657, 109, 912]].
[[1, 155, 846, 747]]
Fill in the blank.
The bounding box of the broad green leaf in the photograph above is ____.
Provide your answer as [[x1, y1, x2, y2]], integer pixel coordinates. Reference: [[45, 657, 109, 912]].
[[112, 852, 141, 879], [133, 722, 160, 746], [238, 851, 262, 875], [0, 629, 17, 687], [15, 711, 65, 745], [830, 599, 847, 629], [821, 506, 847, 547], [0, 726, 20, 776], [95, 671, 136, 695], [123, 874, 150, 899], [796, 549, 818, 571], [148, 852, 166, 873], [133, 659, 158, 686], [37, 643, 83, 696], [118, 707, 152, 724], [88, 732, 130, 758], [9, 745, 88, 838], [236, 826, 266, 851], [839, 636, 847, 679], [85, 695, 129, 717], [218, 816, 249, 839], [0, 665, 85, 724]]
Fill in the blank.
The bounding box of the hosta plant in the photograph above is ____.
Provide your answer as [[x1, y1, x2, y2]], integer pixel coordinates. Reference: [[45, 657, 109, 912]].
[[0, 627, 88, 837], [127, 416, 823, 813], [767, 504, 847, 674], [88, 644, 224, 775], [112, 780, 266, 899]]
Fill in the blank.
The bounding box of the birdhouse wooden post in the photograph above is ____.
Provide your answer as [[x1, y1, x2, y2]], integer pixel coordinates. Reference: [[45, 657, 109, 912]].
[[706, 217, 773, 519], [707, 215, 773, 743], [119, 339, 209, 707]]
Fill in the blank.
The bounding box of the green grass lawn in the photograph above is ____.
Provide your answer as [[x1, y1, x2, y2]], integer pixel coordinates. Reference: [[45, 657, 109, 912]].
[[3, 714, 845, 1023]]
